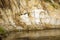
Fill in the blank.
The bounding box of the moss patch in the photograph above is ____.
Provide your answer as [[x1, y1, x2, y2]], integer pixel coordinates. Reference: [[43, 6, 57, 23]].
[[0, 26, 6, 34]]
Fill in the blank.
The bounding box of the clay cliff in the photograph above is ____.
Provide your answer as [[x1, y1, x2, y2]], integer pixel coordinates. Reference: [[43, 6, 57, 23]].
[[0, 0, 60, 31]]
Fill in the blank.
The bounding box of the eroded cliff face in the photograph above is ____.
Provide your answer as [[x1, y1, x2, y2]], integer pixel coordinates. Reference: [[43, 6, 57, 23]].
[[0, 0, 60, 31]]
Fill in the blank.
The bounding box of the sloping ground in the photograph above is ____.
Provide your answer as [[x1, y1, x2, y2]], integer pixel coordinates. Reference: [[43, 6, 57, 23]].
[[3, 29, 60, 40]]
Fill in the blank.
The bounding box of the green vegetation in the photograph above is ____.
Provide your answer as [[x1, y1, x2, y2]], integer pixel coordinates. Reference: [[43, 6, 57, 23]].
[[0, 26, 6, 34]]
